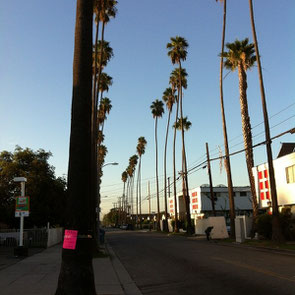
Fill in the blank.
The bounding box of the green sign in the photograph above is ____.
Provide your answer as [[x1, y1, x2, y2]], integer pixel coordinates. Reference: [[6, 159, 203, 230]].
[[15, 196, 30, 217]]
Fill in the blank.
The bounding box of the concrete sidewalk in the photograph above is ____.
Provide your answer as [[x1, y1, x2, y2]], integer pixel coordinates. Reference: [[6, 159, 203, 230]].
[[0, 242, 142, 295]]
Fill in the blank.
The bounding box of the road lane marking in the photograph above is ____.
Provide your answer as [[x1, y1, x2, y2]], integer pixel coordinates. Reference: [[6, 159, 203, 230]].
[[211, 256, 295, 283]]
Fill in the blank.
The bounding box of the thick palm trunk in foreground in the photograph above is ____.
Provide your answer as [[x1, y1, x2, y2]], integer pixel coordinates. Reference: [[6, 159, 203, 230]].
[[55, 1, 95, 294]]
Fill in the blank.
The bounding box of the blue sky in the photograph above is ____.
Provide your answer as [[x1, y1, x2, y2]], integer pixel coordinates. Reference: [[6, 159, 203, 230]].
[[1, 1, 294, 216]]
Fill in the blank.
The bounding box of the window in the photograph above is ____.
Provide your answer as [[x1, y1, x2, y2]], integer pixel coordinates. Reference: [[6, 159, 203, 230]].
[[286, 165, 295, 183], [240, 191, 247, 197]]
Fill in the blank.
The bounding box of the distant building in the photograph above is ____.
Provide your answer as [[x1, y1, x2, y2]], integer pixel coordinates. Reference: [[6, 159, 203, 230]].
[[168, 185, 253, 222], [252, 142, 295, 213]]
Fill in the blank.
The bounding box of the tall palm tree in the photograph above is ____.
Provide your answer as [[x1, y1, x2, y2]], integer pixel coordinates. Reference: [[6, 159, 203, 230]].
[[150, 99, 165, 231], [121, 171, 128, 223], [55, 1, 96, 294], [169, 69, 187, 232], [167, 36, 193, 234], [248, 0, 283, 242], [128, 154, 138, 219], [136, 137, 147, 229], [162, 87, 176, 232], [221, 38, 258, 229], [95, 0, 117, 103], [216, 0, 236, 238]]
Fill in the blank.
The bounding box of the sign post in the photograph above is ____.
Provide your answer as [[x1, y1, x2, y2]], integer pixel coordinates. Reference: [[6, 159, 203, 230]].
[[13, 177, 28, 256]]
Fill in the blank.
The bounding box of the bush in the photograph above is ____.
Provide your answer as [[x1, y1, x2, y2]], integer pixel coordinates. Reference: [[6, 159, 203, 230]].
[[256, 213, 272, 239], [256, 209, 295, 241]]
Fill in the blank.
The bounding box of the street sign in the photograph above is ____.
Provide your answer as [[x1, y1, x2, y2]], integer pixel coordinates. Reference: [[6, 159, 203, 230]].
[[15, 196, 30, 217]]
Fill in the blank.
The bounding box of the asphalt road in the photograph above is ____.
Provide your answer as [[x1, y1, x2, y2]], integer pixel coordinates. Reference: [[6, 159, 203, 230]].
[[106, 231, 295, 295]]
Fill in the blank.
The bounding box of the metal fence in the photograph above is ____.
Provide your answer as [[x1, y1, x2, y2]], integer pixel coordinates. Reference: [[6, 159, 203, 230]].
[[0, 229, 48, 248]]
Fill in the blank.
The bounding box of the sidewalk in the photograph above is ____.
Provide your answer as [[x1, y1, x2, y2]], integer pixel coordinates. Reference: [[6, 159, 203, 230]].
[[0, 242, 142, 295]]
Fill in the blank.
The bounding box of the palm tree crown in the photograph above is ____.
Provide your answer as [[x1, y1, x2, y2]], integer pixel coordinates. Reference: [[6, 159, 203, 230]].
[[167, 36, 189, 65], [94, 0, 118, 24], [170, 68, 188, 90], [150, 100, 164, 118], [162, 87, 176, 112], [221, 38, 256, 71], [137, 137, 147, 157], [93, 40, 114, 70], [173, 116, 192, 131]]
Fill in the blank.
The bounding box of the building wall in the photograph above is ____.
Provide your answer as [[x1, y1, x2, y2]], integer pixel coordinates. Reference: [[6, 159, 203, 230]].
[[253, 152, 295, 208]]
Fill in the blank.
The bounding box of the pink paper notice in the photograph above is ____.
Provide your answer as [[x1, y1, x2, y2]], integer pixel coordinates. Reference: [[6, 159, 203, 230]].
[[63, 230, 78, 250]]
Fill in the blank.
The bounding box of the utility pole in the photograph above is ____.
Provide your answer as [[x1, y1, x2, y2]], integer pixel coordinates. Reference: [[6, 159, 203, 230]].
[[148, 181, 151, 231], [168, 177, 171, 231], [206, 143, 216, 216]]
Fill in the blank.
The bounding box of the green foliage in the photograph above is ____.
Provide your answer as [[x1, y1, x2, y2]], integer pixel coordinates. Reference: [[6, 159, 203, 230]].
[[256, 213, 272, 239], [0, 146, 67, 228], [256, 209, 295, 240]]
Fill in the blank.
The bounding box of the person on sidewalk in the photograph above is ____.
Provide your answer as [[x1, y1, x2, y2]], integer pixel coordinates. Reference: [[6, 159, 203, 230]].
[[205, 226, 214, 241]]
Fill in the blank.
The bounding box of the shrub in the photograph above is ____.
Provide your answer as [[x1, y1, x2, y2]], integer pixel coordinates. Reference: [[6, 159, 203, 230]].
[[256, 213, 272, 239]]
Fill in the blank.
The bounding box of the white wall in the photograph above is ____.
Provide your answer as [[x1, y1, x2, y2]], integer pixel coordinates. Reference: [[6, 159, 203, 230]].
[[47, 228, 63, 248]]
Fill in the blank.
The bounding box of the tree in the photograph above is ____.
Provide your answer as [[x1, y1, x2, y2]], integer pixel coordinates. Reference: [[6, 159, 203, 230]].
[[169, 70, 185, 232], [121, 171, 128, 223], [55, 1, 96, 294], [97, 72, 113, 103], [248, 0, 284, 242], [97, 97, 112, 136], [216, 0, 236, 238], [221, 38, 259, 233], [162, 87, 176, 232], [150, 99, 164, 231], [167, 36, 193, 234], [136, 136, 147, 229], [0, 147, 67, 228]]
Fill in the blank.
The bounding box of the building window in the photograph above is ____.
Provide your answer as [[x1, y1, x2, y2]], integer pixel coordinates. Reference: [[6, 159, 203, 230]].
[[286, 165, 295, 183], [240, 192, 247, 197]]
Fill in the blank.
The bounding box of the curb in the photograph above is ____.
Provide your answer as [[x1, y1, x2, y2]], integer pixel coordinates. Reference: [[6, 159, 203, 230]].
[[106, 242, 142, 295]]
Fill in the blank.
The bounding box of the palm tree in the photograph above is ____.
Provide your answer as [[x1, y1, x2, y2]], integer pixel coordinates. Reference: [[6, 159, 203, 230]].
[[150, 99, 165, 231], [128, 154, 138, 219], [97, 72, 113, 104], [95, 0, 117, 101], [216, 0, 236, 238], [97, 97, 112, 135], [121, 171, 128, 223], [167, 36, 193, 234], [221, 38, 259, 230], [55, 1, 96, 294], [169, 69, 187, 232], [136, 137, 147, 229], [162, 87, 176, 232], [248, 0, 283, 242]]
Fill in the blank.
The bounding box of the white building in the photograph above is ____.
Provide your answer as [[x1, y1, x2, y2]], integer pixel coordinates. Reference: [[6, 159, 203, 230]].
[[168, 185, 253, 221], [252, 142, 295, 212]]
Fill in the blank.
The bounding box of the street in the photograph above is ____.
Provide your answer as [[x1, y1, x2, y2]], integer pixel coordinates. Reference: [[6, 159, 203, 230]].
[[107, 231, 295, 295]]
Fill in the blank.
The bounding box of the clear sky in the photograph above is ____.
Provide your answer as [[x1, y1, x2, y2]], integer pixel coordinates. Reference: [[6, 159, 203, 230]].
[[1, 1, 294, 217]]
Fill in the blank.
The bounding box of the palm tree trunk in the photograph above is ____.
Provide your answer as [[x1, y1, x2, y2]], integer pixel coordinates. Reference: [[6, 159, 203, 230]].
[[173, 95, 179, 233], [248, 0, 283, 242], [219, 0, 235, 238], [155, 117, 161, 231], [55, 1, 96, 294], [237, 64, 259, 229], [139, 159, 142, 229], [179, 62, 193, 235], [136, 159, 140, 227], [96, 21, 105, 107], [163, 110, 171, 232]]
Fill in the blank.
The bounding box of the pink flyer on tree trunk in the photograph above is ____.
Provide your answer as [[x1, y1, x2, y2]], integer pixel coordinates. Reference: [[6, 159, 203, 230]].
[[63, 229, 78, 250]]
